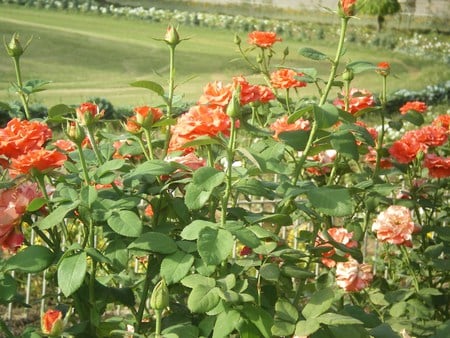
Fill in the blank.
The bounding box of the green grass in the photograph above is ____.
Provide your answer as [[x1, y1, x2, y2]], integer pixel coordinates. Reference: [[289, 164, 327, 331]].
[[0, 5, 449, 108]]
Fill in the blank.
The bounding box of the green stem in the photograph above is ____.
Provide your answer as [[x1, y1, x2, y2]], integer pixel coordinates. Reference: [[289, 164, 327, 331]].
[[400, 245, 420, 293], [163, 45, 176, 158], [12, 56, 31, 120], [85, 125, 104, 165], [136, 135, 151, 161], [136, 255, 152, 332], [77, 144, 91, 185], [373, 75, 387, 178], [292, 17, 349, 184], [155, 310, 162, 338], [285, 89, 292, 115], [221, 117, 238, 226], [143, 128, 155, 160]]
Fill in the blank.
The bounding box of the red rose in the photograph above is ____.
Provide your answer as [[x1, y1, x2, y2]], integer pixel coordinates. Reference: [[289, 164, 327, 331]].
[[388, 132, 423, 164], [399, 101, 427, 115], [424, 154, 450, 178]]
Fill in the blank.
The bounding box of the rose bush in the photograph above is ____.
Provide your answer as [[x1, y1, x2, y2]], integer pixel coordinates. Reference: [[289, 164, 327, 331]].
[[0, 1, 449, 338]]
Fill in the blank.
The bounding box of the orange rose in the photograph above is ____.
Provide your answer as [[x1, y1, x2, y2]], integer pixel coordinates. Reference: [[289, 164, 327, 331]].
[[41, 309, 64, 335], [232, 76, 274, 106], [53, 139, 77, 152], [169, 105, 234, 153], [269, 115, 310, 140], [270, 68, 307, 89], [364, 147, 393, 169], [10, 148, 67, 174], [305, 150, 337, 176], [198, 81, 233, 108], [399, 101, 427, 115], [248, 31, 281, 48], [424, 154, 450, 178], [372, 205, 415, 245], [333, 88, 375, 115], [336, 258, 373, 292], [432, 114, 450, 132], [0, 118, 52, 158]]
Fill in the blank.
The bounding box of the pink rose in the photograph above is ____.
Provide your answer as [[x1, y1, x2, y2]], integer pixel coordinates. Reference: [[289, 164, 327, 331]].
[[336, 258, 373, 292]]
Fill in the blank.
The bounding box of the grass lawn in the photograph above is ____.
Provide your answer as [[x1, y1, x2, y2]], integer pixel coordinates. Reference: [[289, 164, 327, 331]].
[[0, 5, 449, 108]]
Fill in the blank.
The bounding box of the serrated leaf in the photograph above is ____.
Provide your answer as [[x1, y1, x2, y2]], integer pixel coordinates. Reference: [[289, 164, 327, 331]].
[[306, 186, 354, 216], [128, 232, 177, 254], [107, 210, 143, 237], [302, 288, 334, 319], [198, 227, 234, 265], [160, 251, 195, 285], [4, 245, 54, 273], [36, 201, 80, 230], [346, 61, 377, 74], [316, 313, 363, 325], [299, 47, 328, 60], [295, 319, 321, 336], [130, 80, 165, 97], [187, 285, 220, 313], [180, 220, 217, 240], [213, 309, 241, 338], [57, 251, 87, 297]]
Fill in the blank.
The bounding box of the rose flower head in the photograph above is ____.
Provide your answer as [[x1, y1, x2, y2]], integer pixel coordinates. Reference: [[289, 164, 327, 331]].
[[76, 102, 104, 126], [333, 88, 375, 115], [339, 0, 357, 17], [372, 205, 416, 245], [424, 154, 450, 178], [270, 68, 307, 90], [376, 61, 391, 76], [41, 309, 64, 336], [315, 227, 358, 268], [399, 101, 428, 115], [248, 31, 281, 48], [336, 258, 373, 292], [269, 115, 310, 140]]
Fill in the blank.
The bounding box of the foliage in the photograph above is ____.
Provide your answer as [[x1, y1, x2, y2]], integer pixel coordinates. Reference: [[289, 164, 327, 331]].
[[0, 3, 449, 338]]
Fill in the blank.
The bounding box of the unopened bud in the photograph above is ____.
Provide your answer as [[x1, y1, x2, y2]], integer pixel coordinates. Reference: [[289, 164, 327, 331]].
[[234, 33, 241, 45], [226, 85, 241, 118], [41, 309, 64, 336], [66, 122, 85, 145], [342, 69, 354, 82], [164, 25, 180, 47], [4, 33, 24, 58], [150, 279, 169, 311], [283, 47, 289, 57]]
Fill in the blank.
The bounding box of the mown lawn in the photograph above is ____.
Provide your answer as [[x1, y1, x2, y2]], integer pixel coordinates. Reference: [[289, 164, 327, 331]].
[[0, 5, 448, 108]]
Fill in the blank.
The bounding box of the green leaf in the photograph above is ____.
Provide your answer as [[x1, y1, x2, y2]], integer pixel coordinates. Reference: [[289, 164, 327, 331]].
[[162, 324, 199, 338], [4, 246, 54, 273], [346, 61, 377, 74], [316, 313, 363, 325], [241, 304, 273, 338], [278, 129, 311, 151], [313, 103, 339, 129], [225, 223, 261, 248], [107, 210, 143, 237], [370, 324, 401, 338], [306, 186, 354, 216], [47, 104, 75, 121], [185, 167, 226, 210], [280, 265, 315, 279], [160, 251, 195, 285], [180, 220, 217, 240], [275, 298, 299, 323], [26, 197, 47, 212], [125, 160, 176, 181], [130, 80, 165, 97], [104, 240, 129, 271], [22, 79, 52, 94], [36, 201, 80, 230], [182, 136, 223, 149], [271, 321, 295, 337], [302, 287, 334, 319], [181, 274, 216, 289], [331, 131, 358, 160], [0, 101, 11, 112], [235, 178, 276, 199], [95, 159, 125, 179], [80, 185, 97, 208], [213, 309, 241, 338], [295, 319, 321, 336], [299, 47, 328, 60], [401, 110, 425, 126], [260, 263, 280, 282], [198, 227, 234, 265], [0, 274, 17, 303], [187, 285, 220, 313], [389, 301, 407, 317], [85, 247, 114, 266], [128, 232, 178, 254], [245, 213, 292, 227], [57, 251, 87, 297]]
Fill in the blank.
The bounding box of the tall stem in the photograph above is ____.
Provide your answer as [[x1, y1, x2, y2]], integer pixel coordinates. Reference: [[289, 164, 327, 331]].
[[293, 17, 349, 184], [373, 75, 387, 178], [221, 117, 238, 226], [12, 57, 31, 120], [163, 45, 176, 158], [85, 125, 104, 165]]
